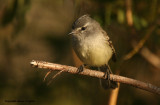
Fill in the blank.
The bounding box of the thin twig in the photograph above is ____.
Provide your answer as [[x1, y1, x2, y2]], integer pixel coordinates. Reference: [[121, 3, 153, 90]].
[[43, 70, 52, 82], [30, 60, 160, 95], [47, 70, 64, 85]]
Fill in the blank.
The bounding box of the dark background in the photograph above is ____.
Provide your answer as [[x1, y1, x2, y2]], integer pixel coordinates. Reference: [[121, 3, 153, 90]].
[[0, 0, 160, 105]]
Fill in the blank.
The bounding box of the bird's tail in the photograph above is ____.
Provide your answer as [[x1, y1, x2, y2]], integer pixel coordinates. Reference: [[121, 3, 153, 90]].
[[99, 65, 118, 89]]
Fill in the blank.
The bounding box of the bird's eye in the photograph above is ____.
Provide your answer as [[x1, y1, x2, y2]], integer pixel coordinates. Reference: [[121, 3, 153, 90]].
[[81, 27, 86, 30]]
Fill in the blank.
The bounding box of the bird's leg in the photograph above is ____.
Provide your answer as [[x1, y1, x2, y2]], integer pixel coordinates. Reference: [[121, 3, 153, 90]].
[[106, 64, 118, 88], [100, 65, 118, 89], [103, 67, 111, 85], [104, 64, 112, 80], [106, 64, 113, 74], [102, 65, 112, 86], [77, 64, 87, 73]]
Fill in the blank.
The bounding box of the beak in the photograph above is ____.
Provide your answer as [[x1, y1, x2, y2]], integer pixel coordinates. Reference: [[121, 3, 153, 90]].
[[68, 29, 77, 36], [68, 31, 74, 35]]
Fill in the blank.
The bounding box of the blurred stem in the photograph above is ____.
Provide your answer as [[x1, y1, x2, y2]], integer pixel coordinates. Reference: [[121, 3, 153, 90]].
[[126, 0, 133, 26], [108, 70, 120, 105], [108, 83, 120, 105], [140, 47, 160, 70], [123, 25, 156, 60]]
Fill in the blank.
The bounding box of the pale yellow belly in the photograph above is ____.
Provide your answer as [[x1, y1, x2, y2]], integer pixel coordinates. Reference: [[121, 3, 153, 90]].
[[75, 41, 113, 66]]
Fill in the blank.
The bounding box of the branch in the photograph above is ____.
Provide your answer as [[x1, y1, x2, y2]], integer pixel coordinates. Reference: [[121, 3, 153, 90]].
[[30, 60, 160, 95]]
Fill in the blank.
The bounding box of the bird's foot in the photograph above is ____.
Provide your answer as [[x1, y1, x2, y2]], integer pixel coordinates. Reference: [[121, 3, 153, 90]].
[[103, 70, 110, 79], [77, 64, 86, 73], [103, 70, 111, 85]]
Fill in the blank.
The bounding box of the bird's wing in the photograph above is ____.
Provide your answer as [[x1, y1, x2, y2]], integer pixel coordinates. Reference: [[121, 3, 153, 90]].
[[102, 30, 117, 62]]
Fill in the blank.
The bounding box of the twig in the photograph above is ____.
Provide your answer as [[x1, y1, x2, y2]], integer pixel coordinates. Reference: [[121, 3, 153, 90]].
[[43, 70, 52, 82], [30, 60, 160, 95], [47, 70, 64, 85]]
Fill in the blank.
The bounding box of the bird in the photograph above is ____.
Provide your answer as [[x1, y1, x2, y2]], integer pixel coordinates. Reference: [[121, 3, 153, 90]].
[[69, 14, 118, 89]]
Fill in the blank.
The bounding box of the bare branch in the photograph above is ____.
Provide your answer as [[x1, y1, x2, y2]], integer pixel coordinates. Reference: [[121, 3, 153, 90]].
[[30, 60, 160, 95]]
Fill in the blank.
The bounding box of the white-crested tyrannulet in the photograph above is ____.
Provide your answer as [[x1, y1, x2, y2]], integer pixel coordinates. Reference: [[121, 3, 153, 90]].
[[69, 15, 117, 89]]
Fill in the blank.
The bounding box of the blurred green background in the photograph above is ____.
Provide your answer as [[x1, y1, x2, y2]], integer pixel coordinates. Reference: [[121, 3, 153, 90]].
[[0, 0, 160, 105]]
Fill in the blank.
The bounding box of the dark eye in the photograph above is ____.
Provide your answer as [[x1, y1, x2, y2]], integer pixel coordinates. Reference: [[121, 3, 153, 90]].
[[81, 27, 86, 30]]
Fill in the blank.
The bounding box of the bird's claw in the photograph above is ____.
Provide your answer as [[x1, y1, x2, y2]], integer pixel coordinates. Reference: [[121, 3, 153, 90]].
[[77, 65, 84, 73]]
